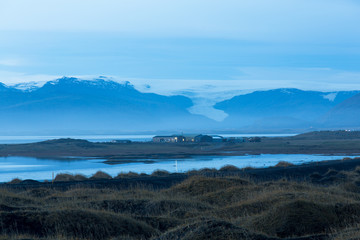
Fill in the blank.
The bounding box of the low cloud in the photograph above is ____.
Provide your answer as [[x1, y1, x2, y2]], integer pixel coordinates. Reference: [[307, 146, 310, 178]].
[[0, 58, 26, 67], [0, 0, 359, 43], [0, 71, 59, 86]]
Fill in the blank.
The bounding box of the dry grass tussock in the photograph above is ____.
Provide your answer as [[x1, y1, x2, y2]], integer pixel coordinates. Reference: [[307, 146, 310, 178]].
[[54, 173, 87, 182], [115, 171, 140, 178], [90, 170, 113, 180], [3, 167, 360, 239], [166, 176, 251, 196], [274, 161, 294, 167]]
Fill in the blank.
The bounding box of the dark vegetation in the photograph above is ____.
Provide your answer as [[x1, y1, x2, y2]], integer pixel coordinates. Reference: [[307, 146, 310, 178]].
[[1, 131, 360, 161], [2, 158, 360, 240]]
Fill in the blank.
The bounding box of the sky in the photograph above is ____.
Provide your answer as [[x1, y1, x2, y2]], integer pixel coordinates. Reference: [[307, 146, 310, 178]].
[[1, 0, 360, 120]]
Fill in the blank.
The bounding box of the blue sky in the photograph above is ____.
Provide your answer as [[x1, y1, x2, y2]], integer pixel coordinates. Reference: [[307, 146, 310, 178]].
[[1, 0, 360, 119]]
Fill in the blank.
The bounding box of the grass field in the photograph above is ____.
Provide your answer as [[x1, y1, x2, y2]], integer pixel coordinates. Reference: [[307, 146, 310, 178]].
[[1, 131, 360, 161], [2, 160, 360, 240]]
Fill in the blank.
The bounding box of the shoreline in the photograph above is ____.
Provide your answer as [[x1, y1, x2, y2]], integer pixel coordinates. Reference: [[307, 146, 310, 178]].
[[2, 131, 360, 184], [0, 153, 357, 183], [2, 155, 360, 187], [1, 136, 360, 161], [2, 150, 360, 239]]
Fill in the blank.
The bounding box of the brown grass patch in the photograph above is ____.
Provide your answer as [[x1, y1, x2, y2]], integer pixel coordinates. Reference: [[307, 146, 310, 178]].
[[54, 173, 88, 182], [115, 171, 140, 178], [167, 176, 250, 196], [7, 178, 22, 184], [151, 170, 171, 177], [219, 165, 241, 171], [90, 171, 112, 180], [274, 161, 294, 167]]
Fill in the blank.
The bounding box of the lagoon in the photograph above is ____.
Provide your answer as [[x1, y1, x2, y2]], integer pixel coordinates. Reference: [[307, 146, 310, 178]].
[[0, 154, 355, 183]]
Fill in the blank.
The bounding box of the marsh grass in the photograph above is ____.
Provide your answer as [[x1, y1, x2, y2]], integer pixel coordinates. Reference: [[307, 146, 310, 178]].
[[274, 161, 294, 167], [89, 171, 113, 180], [54, 173, 87, 182], [151, 170, 171, 177], [115, 171, 140, 178]]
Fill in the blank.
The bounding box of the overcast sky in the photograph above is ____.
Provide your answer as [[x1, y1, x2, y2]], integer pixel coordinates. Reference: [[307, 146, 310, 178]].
[[1, 0, 360, 119]]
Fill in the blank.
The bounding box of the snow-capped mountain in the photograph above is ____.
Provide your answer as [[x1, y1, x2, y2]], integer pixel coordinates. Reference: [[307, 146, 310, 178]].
[[1, 78, 359, 134], [0, 77, 215, 134]]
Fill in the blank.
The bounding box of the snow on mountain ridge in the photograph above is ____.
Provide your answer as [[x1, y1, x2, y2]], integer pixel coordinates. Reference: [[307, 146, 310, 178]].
[[6, 77, 132, 91], [11, 81, 47, 91]]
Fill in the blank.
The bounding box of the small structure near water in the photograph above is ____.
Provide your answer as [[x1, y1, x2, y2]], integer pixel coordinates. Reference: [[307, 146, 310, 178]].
[[194, 134, 213, 142], [152, 134, 260, 143], [184, 135, 197, 142], [195, 134, 225, 142], [212, 135, 224, 142], [152, 135, 186, 143]]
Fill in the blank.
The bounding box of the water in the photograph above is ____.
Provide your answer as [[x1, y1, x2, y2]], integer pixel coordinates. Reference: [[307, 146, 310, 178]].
[[0, 133, 297, 144], [0, 135, 155, 144], [0, 154, 355, 182]]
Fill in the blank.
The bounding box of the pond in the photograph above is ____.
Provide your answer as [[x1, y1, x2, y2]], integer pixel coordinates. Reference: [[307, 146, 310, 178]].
[[0, 154, 355, 182]]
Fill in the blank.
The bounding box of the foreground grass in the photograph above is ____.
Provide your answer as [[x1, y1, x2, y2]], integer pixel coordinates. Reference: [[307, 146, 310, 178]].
[[2, 166, 360, 239]]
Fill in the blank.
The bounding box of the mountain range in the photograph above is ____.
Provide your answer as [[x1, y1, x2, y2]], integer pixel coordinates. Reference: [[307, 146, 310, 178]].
[[214, 88, 360, 131], [0, 77, 214, 134], [0, 77, 359, 134], [322, 93, 360, 128]]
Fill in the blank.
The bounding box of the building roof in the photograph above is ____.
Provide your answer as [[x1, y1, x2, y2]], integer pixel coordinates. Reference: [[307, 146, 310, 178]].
[[153, 135, 185, 138]]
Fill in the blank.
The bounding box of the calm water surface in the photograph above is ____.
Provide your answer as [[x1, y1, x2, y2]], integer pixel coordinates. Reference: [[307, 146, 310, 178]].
[[0, 154, 355, 182], [0, 135, 155, 144]]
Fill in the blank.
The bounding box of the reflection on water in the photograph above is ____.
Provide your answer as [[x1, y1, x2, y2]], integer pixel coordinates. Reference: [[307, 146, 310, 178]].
[[0, 154, 356, 182]]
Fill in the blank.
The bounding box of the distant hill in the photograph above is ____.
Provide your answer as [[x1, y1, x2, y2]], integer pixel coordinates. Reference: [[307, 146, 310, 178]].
[[214, 88, 359, 130], [290, 130, 360, 140], [322, 93, 360, 128], [0, 77, 215, 134]]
